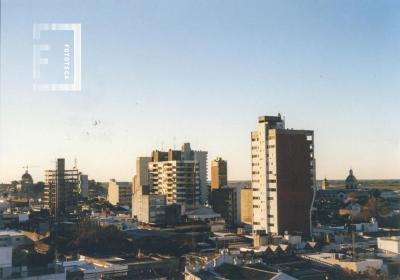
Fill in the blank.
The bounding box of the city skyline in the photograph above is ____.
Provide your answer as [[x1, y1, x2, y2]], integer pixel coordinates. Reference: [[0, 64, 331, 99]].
[[1, 0, 399, 182]]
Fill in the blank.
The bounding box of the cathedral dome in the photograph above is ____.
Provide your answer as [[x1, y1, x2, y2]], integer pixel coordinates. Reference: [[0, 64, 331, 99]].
[[21, 171, 33, 184], [345, 169, 358, 189]]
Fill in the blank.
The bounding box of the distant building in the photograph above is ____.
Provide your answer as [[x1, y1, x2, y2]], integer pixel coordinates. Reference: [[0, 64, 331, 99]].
[[137, 194, 166, 225], [132, 157, 166, 225], [210, 184, 244, 227], [240, 187, 252, 226], [210, 187, 237, 227], [378, 236, 400, 255], [211, 157, 227, 190], [64, 255, 128, 279], [108, 180, 132, 207], [17, 169, 34, 192], [0, 230, 33, 248], [186, 207, 226, 232], [345, 169, 358, 189], [133, 157, 151, 195], [79, 174, 89, 198], [251, 115, 315, 236], [132, 143, 207, 224], [148, 143, 207, 209], [304, 253, 382, 273], [194, 149, 208, 204], [321, 177, 329, 190], [43, 159, 80, 218]]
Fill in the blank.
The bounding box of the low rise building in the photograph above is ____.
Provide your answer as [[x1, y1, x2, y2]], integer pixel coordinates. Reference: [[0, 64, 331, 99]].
[[378, 236, 400, 255], [0, 230, 33, 248], [186, 207, 226, 232], [1, 236, 64, 279], [302, 253, 383, 273], [64, 255, 128, 279]]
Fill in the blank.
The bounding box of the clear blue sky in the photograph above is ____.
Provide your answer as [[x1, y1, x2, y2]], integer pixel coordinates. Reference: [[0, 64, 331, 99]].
[[1, 0, 399, 182]]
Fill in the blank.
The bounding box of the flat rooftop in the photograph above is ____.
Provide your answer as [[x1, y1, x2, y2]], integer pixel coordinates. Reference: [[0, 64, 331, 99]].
[[0, 230, 23, 237]]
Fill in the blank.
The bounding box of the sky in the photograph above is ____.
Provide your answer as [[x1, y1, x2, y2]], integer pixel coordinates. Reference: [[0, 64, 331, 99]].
[[1, 0, 399, 183]]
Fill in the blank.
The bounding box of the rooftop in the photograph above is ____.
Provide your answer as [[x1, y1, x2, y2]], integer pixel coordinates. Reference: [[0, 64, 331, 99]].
[[0, 230, 23, 237], [379, 236, 400, 241]]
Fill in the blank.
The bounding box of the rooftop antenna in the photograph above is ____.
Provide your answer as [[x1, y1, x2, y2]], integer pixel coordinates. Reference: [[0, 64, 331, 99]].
[[22, 164, 39, 172], [22, 164, 29, 173], [173, 136, 176, 150], [74, 158, 78, 169]]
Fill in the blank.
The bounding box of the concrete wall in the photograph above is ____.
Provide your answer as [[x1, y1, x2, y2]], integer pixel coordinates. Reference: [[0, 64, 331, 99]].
[[378, 237, 400, 254]]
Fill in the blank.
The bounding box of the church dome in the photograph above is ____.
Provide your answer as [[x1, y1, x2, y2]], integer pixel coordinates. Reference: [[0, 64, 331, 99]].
[[345, 169, 358, 189], [21, 171, 33, 184]]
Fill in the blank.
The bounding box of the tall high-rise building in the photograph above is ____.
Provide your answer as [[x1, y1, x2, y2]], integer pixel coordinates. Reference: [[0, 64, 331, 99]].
[[132, 143, 207, 222], [148, 143, 207, 209], [193, 150, 208, 204], [149, 144, 202, 209], [211, 157, 227, 190], [251, 115, 315, 236], [43, 158, 80, 218]]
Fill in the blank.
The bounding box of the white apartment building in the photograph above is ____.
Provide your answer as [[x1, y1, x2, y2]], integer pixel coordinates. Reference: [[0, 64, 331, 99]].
[[193, 150, 208, 204], [132, 144, 207, 223], [251, 115, 285, 234], [149, 160, 200, 208]]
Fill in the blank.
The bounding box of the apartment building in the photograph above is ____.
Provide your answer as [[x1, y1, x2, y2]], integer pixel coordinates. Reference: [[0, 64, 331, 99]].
[[148, 143, 206, 209], [251, 115, 315, 236]]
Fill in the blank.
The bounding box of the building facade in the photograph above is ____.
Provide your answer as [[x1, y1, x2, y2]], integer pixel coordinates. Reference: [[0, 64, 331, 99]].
[[132, 144, 207, 224], [194, 150, 208, 204], [43, 158, 80, 218], [132, 157, 167, 224], [251, 115, 315, 236], [211, 157, 227, 190], [79, 174, 89, 198], [210, 187, 237, 227], [108, 180, 132, 207], [240, 187, 252, 226], [148, 143, 206, 209], [149, 160, 200, 208]]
